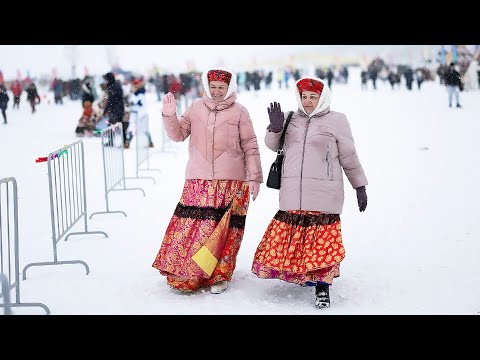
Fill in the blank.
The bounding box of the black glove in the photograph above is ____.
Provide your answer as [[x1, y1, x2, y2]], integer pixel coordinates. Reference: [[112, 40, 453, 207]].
[[267, 102, 284, 133], [356, 186, 367, 212]]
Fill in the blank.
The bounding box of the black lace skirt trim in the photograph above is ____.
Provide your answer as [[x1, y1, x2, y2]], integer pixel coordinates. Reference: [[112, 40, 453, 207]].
[[174, 203, 227, 221], [229, 215, 246, 229], [173, 203, 246, 229], [274, 211, 340, 227]]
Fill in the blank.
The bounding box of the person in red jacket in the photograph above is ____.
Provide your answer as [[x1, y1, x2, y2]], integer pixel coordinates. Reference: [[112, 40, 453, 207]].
[[75, 100, 96, 137], [10, 80, 22, 110], [168, 75, 183, 113]]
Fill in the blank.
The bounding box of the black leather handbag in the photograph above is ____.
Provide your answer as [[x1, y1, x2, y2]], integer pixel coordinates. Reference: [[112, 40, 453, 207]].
[[266, 111, 293, 189]]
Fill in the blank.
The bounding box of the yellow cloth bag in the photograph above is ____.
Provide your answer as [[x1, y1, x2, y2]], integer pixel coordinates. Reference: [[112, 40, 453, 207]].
[[192, 199, 239, 278]]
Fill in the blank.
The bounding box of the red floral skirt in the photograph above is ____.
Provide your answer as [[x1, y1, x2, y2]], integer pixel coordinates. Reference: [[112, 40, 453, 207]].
[[252, 210, 344, 285], [152, 179, 250, 292]]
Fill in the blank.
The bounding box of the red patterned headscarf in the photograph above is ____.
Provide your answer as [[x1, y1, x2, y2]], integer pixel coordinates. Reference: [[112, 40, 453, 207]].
[[297, 78, 324, 95], [207, 69, 232, 85]]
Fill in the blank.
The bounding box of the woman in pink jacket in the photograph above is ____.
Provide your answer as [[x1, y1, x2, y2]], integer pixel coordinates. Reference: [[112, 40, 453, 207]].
[[252, 77, 368, 308], [152, 68, 263, 294]]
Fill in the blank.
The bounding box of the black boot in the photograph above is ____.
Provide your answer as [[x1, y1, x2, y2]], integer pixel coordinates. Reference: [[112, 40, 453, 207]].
[[315, 283, 330, 309]]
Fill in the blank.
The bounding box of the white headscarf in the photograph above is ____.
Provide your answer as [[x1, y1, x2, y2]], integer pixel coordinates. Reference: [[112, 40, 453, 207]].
[[294, 77, 331, 117], [201, 67, 238, 100]]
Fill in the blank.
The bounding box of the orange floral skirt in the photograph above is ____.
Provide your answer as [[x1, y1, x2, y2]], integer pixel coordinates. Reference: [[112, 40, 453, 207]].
[[152, 179, 250, 292], [252, 210, 344, 285]]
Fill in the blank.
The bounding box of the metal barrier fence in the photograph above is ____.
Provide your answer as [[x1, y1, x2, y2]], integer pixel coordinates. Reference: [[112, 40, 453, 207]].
[[1, 178, 50, 314], [90, 122, 145, 219], [125, 114, 160, 184], [23, 141, 108, 280], [0, 274, 11, 315]]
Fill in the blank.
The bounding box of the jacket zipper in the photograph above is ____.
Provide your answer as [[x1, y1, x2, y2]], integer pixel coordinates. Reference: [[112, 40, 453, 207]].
[[211, 109, 218, 179], [299, 118, 311, 209]]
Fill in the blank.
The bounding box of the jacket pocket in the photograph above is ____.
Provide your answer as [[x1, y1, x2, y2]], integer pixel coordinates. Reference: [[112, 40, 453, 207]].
[[324, 144, 334, 180], [230, 137, 242, 155], [226, 121, 241, 155]]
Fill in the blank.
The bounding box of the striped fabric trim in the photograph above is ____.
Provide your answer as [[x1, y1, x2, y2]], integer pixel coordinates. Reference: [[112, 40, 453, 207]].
[[273, 210, 340, 226], [173, 203, 246, 229]]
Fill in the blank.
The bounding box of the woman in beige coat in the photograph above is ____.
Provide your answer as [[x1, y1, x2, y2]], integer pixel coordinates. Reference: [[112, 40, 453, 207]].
[[152, 68, 263, 294], [252, 77, 368, 308]]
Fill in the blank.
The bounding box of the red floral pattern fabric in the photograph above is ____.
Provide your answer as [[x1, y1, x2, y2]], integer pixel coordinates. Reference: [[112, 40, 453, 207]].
[[252, 210, 344, 285], [296, 78, 324, 95], [152, 179, 250, 292], [207, 70, 232, 85]]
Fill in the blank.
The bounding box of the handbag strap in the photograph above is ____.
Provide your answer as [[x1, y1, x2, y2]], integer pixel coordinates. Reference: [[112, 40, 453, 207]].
[[278, 111, 294, 152]]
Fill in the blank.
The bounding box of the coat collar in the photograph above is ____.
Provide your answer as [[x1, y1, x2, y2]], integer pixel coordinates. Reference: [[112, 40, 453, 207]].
[[202, 91, 237, 112], [297, 106, 330, 119]]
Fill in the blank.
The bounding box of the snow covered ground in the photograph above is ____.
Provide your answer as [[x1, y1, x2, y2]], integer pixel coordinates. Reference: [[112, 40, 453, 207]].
[[1, 68, 479, 314]]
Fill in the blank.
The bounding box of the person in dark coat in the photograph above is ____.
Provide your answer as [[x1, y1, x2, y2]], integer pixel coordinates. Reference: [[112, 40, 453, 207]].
[[404, 68, 414, 90], [388, 69, 397, 89], [51, 78, 64, 104], [368, 66, 378, 90], [360, 69, 368, 90], [0, 85, 9, 124], [102, 72, 124, 124], [326, 67, 334, 89], [102, 72, 125, 146], [25, 82, 40, 113], [444, 62, 462, 108]]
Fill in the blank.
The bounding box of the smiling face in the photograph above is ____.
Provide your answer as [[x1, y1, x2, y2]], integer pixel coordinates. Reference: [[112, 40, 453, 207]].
[[209, 81, 229, 102], [301, 90, 320, 114]]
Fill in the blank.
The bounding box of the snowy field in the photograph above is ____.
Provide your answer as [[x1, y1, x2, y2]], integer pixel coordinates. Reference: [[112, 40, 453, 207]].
[[1, 68, 479, 315]]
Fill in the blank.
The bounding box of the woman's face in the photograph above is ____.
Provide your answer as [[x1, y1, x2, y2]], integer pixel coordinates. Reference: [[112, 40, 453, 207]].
[[209, 81, 229, 102], [301, 90, 320, 114]]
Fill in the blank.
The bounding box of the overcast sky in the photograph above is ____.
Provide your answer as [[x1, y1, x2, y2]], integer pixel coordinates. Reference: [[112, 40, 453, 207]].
[[0, 45, 439, 79]]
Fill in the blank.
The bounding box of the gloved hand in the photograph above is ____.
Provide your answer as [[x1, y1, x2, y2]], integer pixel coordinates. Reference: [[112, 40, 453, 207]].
[[267, 102, 284, 133], [249, 181, 260, 201], [356, 186, 367, 212], [162, 92, 177, 117]]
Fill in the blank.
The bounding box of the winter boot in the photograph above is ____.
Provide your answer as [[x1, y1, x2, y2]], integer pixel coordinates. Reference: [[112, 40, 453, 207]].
[[210, 280, 228, 294], [315, 283, 330, 309]]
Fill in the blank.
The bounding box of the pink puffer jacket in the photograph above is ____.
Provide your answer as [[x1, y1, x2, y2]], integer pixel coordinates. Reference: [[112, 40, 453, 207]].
[[162, 92, 263, 183]]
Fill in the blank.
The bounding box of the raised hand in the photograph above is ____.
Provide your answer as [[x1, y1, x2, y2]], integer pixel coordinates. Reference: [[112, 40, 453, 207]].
[[267, 102, 284, 133], [162, 92, 177, 117]]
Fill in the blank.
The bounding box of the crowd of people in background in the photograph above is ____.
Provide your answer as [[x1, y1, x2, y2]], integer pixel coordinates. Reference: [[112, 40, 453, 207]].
[[0, 53, 478, 309], [0, 56, 478, 134]]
